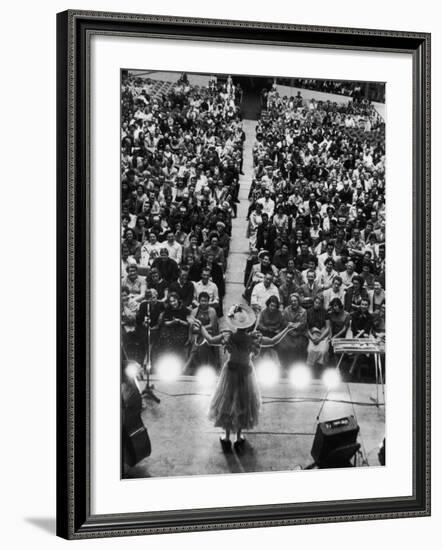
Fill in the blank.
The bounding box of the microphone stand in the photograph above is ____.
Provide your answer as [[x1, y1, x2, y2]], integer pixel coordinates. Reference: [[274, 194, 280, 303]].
[[141, 301, 161, 404]]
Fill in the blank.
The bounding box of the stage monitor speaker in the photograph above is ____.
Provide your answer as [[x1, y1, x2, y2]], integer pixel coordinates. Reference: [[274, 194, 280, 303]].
[[311, 415, 360, 467], [123, 422, 152, 467]]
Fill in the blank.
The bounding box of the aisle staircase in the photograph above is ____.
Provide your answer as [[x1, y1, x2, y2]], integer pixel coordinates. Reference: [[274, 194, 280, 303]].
[[223, 119, 256, 317]]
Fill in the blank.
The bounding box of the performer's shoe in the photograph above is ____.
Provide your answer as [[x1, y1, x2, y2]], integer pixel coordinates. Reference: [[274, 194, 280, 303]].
[[233, 437, 246, 452], [220, 438, 232, 453]]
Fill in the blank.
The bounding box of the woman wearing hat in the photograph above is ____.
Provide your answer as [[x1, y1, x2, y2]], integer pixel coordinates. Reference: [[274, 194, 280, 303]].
[[194, 304, 294, 452]]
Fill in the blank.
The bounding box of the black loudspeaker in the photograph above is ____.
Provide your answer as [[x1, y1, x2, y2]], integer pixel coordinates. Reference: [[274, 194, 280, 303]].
[[123, 421, 151, 467], [122, 380, 152, 468], [311, 415, 360, 467]]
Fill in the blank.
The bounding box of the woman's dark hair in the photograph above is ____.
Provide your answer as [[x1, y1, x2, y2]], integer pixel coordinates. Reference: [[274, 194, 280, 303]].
[[167, 291, 181, 308], [329, 297, 344, 310], [362, 261, 373, 273], [352, 275, 364, 286], [265, 295, 280, 308], [198, 291, 210, 302]]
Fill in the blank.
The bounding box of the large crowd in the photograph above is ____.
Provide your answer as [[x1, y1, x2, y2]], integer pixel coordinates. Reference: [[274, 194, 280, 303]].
[[120, 73, 244, 371], [121, 74, 386, 379], [289, 78, 385, 103], [245, 83, 386, 374]]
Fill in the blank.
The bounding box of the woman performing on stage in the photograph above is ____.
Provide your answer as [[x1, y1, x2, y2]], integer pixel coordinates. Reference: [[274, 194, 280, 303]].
[[194, 304, 295, 453]]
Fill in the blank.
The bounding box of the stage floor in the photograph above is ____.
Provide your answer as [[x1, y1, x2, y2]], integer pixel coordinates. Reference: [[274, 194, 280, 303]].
[[124, 375, 386, 478]]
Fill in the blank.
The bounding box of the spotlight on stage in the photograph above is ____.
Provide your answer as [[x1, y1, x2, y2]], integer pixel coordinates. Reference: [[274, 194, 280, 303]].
[[322, 368, 341, 390], [256, 358, 279, 386], [196, 365, 217, 387], [156, 353, 183, 383], [288, 363, 311, 389], [125, 361, 141, 380]]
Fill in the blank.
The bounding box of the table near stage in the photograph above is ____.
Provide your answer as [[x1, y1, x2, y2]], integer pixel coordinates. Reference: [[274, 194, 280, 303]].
[[332, 337, 385, 407]]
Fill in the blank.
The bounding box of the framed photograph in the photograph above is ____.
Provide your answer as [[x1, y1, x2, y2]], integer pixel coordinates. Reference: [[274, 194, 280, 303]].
[[57, 10, 431, 539]]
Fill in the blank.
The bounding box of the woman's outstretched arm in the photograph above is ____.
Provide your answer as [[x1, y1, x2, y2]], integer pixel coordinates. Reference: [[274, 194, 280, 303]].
[[259, 324, 295, 348], [194, 319, 225, 345]]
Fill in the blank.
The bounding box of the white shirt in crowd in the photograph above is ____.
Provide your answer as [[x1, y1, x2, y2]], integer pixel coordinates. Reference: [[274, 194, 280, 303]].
[[140, 241, 162, 267], [164, 241, 183, 264], [339, 269, 359, 290], [194, 280, 219, 306], [322, 287, 346, 311], [257, 196, 275, 217], [251, 282, 279, 311]]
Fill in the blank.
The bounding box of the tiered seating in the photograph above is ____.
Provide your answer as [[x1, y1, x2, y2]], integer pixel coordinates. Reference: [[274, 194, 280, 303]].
[[149, 80, 174, 99]]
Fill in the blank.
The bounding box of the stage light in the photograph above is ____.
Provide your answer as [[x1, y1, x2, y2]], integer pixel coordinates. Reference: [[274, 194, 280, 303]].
[[256, 358, 280, 386], [322, 368, 341, 390], [125, 361, 141, 380], [156, 353, 183, 383], [196, 365, 217, 387], [288, 363, 311, 389]]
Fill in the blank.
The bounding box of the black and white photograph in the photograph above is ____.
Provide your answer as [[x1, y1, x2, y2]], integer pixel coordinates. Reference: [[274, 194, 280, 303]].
[[0, 0, 436, 545], [120, 69, 386, 478]]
